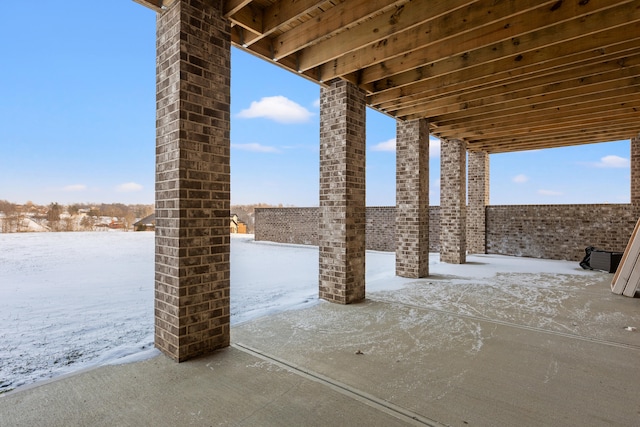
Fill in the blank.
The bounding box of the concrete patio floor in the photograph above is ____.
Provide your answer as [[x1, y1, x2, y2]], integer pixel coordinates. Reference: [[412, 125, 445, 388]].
[[2, 257, 640, 426]]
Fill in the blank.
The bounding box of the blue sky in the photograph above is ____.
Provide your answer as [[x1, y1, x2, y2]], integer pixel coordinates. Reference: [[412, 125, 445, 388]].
[[0, 1, 631, 207]]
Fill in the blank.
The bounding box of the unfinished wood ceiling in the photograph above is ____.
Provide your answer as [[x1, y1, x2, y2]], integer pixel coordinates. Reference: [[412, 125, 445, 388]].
[[142, 0, 640, 153]]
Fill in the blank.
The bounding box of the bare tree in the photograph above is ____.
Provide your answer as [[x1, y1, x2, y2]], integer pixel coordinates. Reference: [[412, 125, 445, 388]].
[[47, 203, 62, 231], [123, 211, 137, 231]]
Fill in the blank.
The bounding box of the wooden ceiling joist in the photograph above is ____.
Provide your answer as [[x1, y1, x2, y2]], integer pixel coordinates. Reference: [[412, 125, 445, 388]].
[[371, 36, 640, 113], [133, 0, 177, 12], [394, 62, 640, 119], [138, 0, 640, 153]]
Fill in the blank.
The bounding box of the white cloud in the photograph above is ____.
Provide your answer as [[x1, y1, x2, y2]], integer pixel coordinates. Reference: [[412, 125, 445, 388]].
[[593, 155, 629, 168], [237, 96, 313, 123], [116, 182, 143, 192], [371, 138, 396, 152], [231, 143, 280, 153], [63, 184, 87, 192], [538, 189, 563, 196], [513, 174, 529, 183], [312, 98, 320, 109]]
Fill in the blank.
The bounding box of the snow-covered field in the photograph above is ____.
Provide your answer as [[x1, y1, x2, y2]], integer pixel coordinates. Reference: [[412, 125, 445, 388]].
[[0, 232, 594, 394]]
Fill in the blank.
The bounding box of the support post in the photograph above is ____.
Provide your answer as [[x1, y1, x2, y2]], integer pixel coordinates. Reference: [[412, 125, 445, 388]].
[[318, 80, 366, 304], [631, 134, 640, 210], [467, 150, 489, 254], [396, 119, 429, 278], [440, 139, 467, 264], [154, 0, 231, 361]]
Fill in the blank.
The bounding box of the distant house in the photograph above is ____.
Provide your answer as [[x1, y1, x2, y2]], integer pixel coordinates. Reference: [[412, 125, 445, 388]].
[[230, 214, 247, 234], [134, 213, 244, 233], [108, 220, 124, 229], [134, 213, 156, 231]]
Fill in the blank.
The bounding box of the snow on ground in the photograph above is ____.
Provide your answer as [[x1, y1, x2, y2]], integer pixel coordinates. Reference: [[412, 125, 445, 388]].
[[0, 232, 592, 394]]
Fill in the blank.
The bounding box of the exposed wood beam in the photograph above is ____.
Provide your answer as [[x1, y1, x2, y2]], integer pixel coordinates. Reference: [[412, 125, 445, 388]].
[[431, 93, 640, 133], [239, 0, 329, 47], [391, 61, 640, 118], [132, 0, 177, 12], [424, 76, 640, 126], [297, 0, 476, 72], [228, 0, 639, 153], [271, 0, 407, 61], [371, 31, 640, 113], [262, 0, 326, 36], [229, 4, 263, 36], [457, 110, 640, 141], [224, 0, 253, 17], [469, 127, 636, 153], [473, 132, 635, 153], [381, 48, 640, 120], [366, 2, 640, 102], [319, 0, 627, 82], [434, 105, 640, 144]]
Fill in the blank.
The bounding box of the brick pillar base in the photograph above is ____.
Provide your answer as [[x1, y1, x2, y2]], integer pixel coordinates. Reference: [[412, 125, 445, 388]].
[[467, 150, 489, 254], [440, 139, 467, 264], [319, 80, 366, 304], [155, 0, 231, 362], [396, 119, 429, 278]]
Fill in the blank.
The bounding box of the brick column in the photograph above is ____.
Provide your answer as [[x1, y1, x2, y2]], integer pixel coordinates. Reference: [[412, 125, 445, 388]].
[[155, 0, 231, 362], [631, 135, 640, 209], [440, 139, 467, 264], [467, 150, 489, 254], [396, 119, 429, 278], [319, 80, 366, 304]]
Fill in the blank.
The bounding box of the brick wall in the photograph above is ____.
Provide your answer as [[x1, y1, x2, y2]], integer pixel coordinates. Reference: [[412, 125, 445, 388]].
[[255, 204, 636, 262], [486, 204, 636, 261], [256, 206, 441, 252], [255, 207, 318, 245], [366, 207, 395, 252], [631, 136, 640, 206]]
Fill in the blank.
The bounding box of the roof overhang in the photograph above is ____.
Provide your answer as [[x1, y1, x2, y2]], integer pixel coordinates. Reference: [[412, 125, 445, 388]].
[[139, 0, 640, 154]]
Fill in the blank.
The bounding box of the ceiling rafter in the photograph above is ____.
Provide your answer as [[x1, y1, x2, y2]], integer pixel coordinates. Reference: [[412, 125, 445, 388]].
[[271, 0, 408, 61], [231, 0, 328, 47], [298, 0, 478, 74], [468, 107, 640, 137], [224, 0, 253, 17], [467, 114, 640, 143], [433, 94, 640, 135], [370, 32, 640, 113], [469, 128, 636, 153], [320, 0, 628, 84], [195, 0, 640, 152], [366, 2, 640, 106], [133, 0, 177, 12], [393, 61, 640, 118], [426, 82, 640, 128]]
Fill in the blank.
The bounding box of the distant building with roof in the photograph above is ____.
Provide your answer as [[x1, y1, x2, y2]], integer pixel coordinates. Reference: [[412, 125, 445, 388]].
[[134, 213, 155, 231]]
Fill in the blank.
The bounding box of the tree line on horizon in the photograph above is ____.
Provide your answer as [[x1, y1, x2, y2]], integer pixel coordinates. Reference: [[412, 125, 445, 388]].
[[0, 200, 287, 233], [0, 201, 154, 233]]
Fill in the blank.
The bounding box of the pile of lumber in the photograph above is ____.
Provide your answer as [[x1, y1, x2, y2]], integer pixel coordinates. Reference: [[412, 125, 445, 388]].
[[611, 217, 640, 297]]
